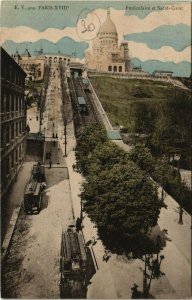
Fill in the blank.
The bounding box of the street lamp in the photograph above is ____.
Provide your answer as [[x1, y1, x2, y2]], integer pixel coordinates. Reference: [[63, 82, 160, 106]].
[[63, 121, 67, 157], [175, 154, 183, 225], [57, 140, 60, 164]]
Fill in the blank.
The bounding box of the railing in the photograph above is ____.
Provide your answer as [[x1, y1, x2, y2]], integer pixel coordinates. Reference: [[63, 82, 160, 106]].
[[1, 111, 25, 122], [1, 133, 27, 160]]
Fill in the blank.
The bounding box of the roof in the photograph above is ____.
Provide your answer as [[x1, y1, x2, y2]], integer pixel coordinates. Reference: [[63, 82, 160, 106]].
[[1, 47, 26, 76], [27, 132, 44, 141], [82, 78, 89, 85], [154, 70, 173, 74], [22, 48, 31, 57], [78, 97, 86, 105], [44, 53, 70, 58], [107, 130, 122, 140], [100, 9, 117, 35], [61, 229, 87, 263], [25, 180, 41, 195]]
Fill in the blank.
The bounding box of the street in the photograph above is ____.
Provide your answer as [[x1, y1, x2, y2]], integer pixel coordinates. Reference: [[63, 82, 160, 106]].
[[2, 64, 76, 298]]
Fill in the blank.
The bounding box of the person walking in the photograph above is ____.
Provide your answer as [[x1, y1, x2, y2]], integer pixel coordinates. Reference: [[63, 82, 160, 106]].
[[49, 159, 52, 168], [76, 217, 82, 232]]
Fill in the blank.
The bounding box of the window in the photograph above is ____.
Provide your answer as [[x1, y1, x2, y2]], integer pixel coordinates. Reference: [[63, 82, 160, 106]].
[[16, 149, 18, 162], [6, 125, 10, 144], [11, 152, 14, 167], [20, 97, 22, 111], [16, 122, 18, 136], [11, 123, 14, 139], [6, 93, 10, 112], [119, 66, 122, 72], [108, 66, 112, 71], [11, 94, 14, 111], [1, 88, 5, 112], [16, 96, 18, 111], [5, 157, 9, 176], [113, 66, 117, 72], [1, 125, 5, 147]]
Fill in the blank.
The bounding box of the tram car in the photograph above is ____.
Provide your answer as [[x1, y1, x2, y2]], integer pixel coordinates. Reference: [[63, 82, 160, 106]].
[[60, 227, 87, 298], [24, 163, 46, 214], [77, 97, 88, 114], [24, 181, 43, 213], [32, 163, 46, 182]]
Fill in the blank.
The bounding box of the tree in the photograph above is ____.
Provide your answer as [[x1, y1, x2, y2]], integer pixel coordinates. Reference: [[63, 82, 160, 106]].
[[75, 123, 108, 175], [87, 140, 130, 176], [81, 161, 165, 254], [129, 144, 155, 174]]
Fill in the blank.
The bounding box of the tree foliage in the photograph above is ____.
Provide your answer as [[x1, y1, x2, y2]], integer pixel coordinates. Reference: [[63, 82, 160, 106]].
[[87, 140, 129, 176], [75, 122, 108, 175], [76, 124, 167, 256], [129, 144, 155, 174], [130, 145, 192, 214], [81, 162, 165, 254]]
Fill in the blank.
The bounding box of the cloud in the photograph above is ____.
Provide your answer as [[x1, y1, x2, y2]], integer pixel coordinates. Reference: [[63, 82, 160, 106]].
[[1, 3, 191, 66], [109, 4, 191, 40], [2, 38, 88, 59], [132, 58, 191, 77], [128, 42, 191, 63], [125, 24, 191, 52], [1, 3, 190, 45], [0, 26, 82, 44]]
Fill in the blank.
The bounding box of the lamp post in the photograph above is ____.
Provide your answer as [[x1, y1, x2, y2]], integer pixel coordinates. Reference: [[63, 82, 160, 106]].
[[53, 122, 55, 136], [63, 121, 67, 157], [175, 154, 183, 225], [57, 137, 60, 164], [80, 198, 83, 221], [146, 255, 165, 297]]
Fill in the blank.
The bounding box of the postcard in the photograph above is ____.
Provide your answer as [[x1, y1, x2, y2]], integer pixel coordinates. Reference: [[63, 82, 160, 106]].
[[1, 1, 191, 299]]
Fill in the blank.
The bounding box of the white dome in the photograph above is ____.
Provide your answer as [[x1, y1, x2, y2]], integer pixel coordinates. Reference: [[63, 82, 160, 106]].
[[100, 9, 117, 35]]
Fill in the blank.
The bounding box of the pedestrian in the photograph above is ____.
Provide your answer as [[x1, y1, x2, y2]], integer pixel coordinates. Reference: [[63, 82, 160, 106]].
[[76, 217, 82, 232], [91, 236, 97, 246], [49, 159, 52, 168], [103, 250, 110, 262], [131, 283, 141, 299], [103, 252, 108, 262], [55, 133, 58, 138], [72, 163, 75, 171]]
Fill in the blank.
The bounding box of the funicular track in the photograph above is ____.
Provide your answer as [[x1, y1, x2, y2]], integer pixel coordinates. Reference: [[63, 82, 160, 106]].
[[59, 62, 103, 138]]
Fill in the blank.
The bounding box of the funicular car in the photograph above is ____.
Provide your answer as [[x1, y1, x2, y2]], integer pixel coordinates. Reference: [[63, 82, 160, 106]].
[[60, 227, 87, 298], [77, 97, 87, 114]]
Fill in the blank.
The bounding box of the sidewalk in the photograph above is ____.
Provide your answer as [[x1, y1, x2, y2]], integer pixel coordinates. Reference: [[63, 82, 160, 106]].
[[1, 161, 35, 250], [59, 73, 191, 298], [63, 136, 191, 299]]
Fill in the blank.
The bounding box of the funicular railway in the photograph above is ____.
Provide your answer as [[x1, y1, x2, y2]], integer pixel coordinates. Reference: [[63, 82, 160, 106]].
[[64, 64, 102, 136]]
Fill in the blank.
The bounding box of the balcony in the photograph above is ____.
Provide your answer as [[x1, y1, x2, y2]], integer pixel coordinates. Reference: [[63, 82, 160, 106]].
[[1, 133, 27, 160], [1, 111, 26, 123]]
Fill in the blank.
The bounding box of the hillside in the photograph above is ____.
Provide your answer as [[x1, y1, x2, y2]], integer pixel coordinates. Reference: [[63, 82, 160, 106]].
[[90, 76, 191, 167], [90, 76, 176, 128]]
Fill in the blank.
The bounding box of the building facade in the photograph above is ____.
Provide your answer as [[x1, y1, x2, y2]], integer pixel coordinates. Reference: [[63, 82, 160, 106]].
[[1, 47, 27, 198], [12, 49, 72, 81], [13, 48, 45, 81], [85, 9, 131, 73]]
